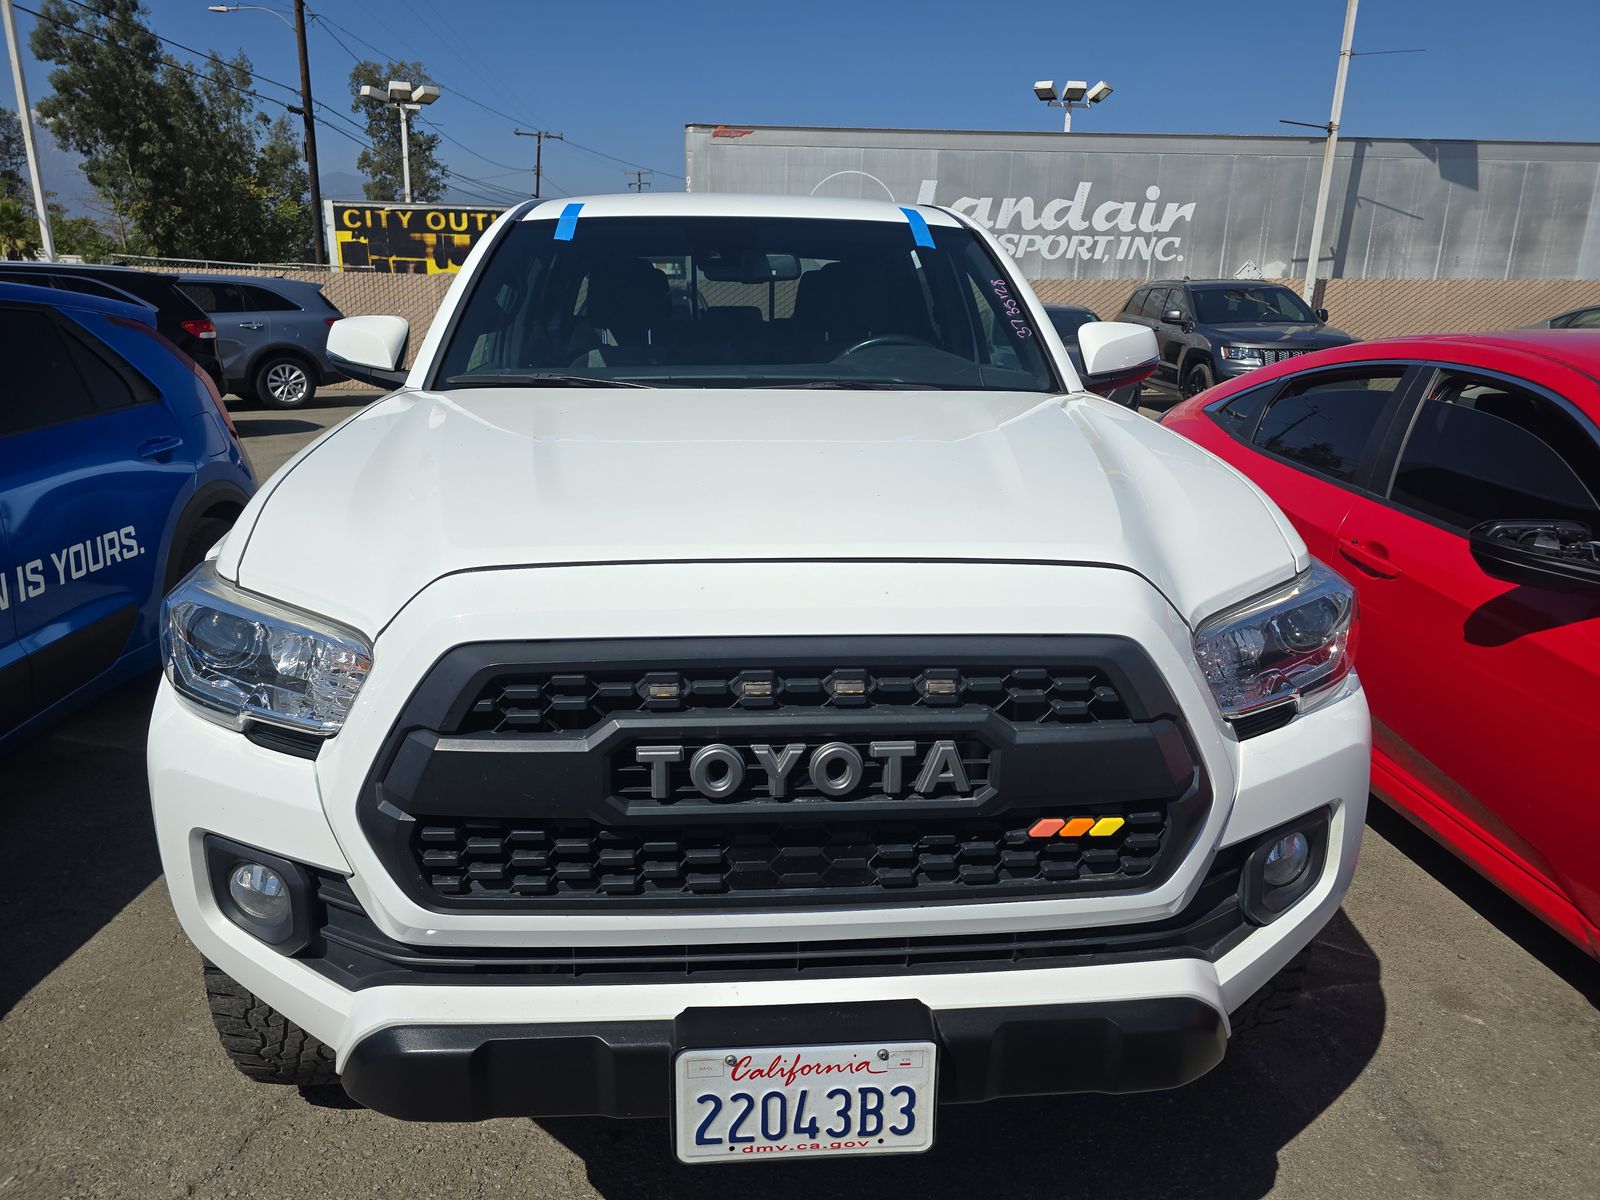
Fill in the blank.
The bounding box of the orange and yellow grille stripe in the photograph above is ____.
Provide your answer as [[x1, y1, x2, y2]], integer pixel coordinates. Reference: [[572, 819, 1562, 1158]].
[[1026, 816, 1126, 839]]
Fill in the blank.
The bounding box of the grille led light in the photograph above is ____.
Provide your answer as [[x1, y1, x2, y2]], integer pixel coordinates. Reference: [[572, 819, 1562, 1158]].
[[1027, 816, 1125, 838]]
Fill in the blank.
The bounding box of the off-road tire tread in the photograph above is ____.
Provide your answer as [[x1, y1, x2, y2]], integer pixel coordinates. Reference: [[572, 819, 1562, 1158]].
[[1230, 944, 1311, 1036], [204, 965, 337, 1086]]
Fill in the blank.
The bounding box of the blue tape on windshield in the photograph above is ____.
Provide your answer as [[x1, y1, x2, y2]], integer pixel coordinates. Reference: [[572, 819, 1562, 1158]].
[[900, 206, 935, 248], [553, 202, 583, 241]]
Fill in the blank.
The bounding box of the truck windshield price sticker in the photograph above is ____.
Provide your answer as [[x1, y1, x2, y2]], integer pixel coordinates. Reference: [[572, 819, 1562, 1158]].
[[990, 279, 1034, 339]]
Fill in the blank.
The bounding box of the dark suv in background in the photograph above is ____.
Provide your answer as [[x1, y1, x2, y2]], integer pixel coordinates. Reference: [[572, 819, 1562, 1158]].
[[0, 261, 225, 388], [177, 275, 346, 408], [1117, 280, 1356, 400]]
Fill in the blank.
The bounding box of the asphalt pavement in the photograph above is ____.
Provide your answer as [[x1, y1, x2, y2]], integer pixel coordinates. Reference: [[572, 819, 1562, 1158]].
[[1, 388, 1596, 1200]]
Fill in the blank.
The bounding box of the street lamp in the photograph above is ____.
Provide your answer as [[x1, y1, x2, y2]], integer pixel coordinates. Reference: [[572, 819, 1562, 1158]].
[[1032, 78, 1112, 132], [357, 80, 440, 203], [208, 2, 326, 264]]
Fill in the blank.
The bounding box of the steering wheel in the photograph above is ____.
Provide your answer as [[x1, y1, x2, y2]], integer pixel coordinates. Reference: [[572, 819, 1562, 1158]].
[[832, 334, 935, 360]]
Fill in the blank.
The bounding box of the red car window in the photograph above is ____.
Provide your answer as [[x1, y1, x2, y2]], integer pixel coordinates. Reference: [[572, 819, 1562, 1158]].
[[1389, 371, 1600, 531], [1249, 367, 1406, 483]]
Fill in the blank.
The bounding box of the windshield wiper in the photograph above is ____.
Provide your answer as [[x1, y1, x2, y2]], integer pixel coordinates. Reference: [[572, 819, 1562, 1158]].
[[753, 379, 929, 390], [443, 372, 653, 389]]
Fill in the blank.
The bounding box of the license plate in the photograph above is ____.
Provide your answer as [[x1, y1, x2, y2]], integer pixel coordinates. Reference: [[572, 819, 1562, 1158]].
[[673, 1041, 937, 1164]]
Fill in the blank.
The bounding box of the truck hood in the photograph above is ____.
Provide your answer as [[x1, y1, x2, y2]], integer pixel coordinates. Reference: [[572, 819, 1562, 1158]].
[[226, 388, 1306, 634]]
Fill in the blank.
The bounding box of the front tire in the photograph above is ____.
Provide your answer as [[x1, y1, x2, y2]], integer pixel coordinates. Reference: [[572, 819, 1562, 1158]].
[[252, 354, 314, 409], [1181, 359, 1216, 399], [204, 964, 337, 1086]]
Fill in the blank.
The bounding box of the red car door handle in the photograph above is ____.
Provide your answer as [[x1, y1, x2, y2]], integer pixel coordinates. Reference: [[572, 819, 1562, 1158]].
[[1338, 536, 1401, 579]]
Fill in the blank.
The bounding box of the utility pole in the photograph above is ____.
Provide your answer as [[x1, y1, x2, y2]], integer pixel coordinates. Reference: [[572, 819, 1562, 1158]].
[[210, 4, 326, 261], [514, 129, 563, 199], [291, 0, 324, 262], [2, 0, 55, 259], [1302, 0, 1359, 303], [624, 168, 652, 192]]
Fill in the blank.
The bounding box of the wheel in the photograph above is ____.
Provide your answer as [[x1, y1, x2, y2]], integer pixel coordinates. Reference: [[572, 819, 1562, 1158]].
[[1229, 943, 1311, 1037], [204, 963, 337, 1086], [1181, 359, 1215, 399], [252, 354, 313, 409], [163, 515, 232, 593]]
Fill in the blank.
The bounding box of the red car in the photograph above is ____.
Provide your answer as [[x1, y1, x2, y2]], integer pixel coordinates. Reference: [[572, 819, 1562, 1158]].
[[1162, 331, 1600, 957]]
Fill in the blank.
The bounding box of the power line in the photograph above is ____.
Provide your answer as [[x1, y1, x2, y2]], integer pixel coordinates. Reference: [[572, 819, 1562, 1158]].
[[308, 10, 682, 182], [418, 118, 532, 173], [18, 2, 300, 110], [22, 3, 525, 208], [27, 0, 670, 201], [567, 136, 683, 181]]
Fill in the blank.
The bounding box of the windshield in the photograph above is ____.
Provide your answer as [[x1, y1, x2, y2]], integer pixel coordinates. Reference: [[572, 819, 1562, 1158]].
[[1193, 285, 1318, 325], [434, 215, 1061, 392]]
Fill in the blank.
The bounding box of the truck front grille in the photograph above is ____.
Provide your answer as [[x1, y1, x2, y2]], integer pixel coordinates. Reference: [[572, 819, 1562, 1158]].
[[457, 662, 1129, 735], [416, 806, 1168, 900], [359, 636, 1209, 913]]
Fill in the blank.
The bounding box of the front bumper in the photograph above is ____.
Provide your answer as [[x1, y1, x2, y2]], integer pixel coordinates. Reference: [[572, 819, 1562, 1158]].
[[148, 561, 1370, 1117], [340, 996, 1226, 1121]]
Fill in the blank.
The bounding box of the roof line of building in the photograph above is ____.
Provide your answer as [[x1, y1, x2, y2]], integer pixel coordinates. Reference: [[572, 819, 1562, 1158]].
[[684, 123, 1600, 149]]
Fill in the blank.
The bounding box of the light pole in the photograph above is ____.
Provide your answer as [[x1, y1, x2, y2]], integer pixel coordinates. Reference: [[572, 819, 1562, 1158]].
[[358, 80, 439, 203], [2, 0, 55, 259], [1031, 79, 1112, 132], [208, 3, 326, 263], [1298, 0, 1359, 303]]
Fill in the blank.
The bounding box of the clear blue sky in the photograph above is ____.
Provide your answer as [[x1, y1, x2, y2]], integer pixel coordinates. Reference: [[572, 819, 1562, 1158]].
[[6, 0, 1599, 211]]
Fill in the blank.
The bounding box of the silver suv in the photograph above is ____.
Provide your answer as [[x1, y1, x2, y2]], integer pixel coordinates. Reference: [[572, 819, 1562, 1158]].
[[177, 275, 346, 408]]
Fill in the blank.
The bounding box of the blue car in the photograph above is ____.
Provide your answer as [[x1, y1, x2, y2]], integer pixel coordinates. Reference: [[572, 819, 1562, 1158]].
[[0, 280, 257, 752]]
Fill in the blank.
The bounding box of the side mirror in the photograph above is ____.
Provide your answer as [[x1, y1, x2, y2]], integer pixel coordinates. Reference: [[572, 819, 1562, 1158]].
[[326, 315, 410, 389], [1315, 307, 1330, 323], [1468, 520, 1600, 593], [1075, 321, 1159, 395], [1162, 308, 1185, 325]]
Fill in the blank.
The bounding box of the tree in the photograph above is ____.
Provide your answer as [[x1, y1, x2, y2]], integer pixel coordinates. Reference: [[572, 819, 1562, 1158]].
[[0, 197, 40, 259], [29, 0, 313, 261], [349, 59, 445, 202], [49, 204, 119, 260], [0, 107, 27, 203]]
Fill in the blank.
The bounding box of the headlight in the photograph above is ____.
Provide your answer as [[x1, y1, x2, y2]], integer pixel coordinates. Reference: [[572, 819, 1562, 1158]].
[[1219, 345, 1264, 364], [162, 561, 373, 736], [1192, 559, 1356, 720]]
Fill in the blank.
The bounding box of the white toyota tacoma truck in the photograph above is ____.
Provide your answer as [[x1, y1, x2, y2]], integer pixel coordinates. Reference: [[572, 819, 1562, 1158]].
[[150, 193, 1369, 1163]]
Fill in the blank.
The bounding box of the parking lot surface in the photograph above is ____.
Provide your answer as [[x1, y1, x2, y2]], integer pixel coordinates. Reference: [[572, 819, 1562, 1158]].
[[1, 390, 1596, 1200]]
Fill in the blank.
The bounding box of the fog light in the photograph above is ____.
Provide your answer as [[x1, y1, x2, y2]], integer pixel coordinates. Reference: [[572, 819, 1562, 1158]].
[[204, 835, 314, 953], [1262, 831, 1310, 887], [1239, 810, 1329, 925], [229, 862, 289, 921]]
